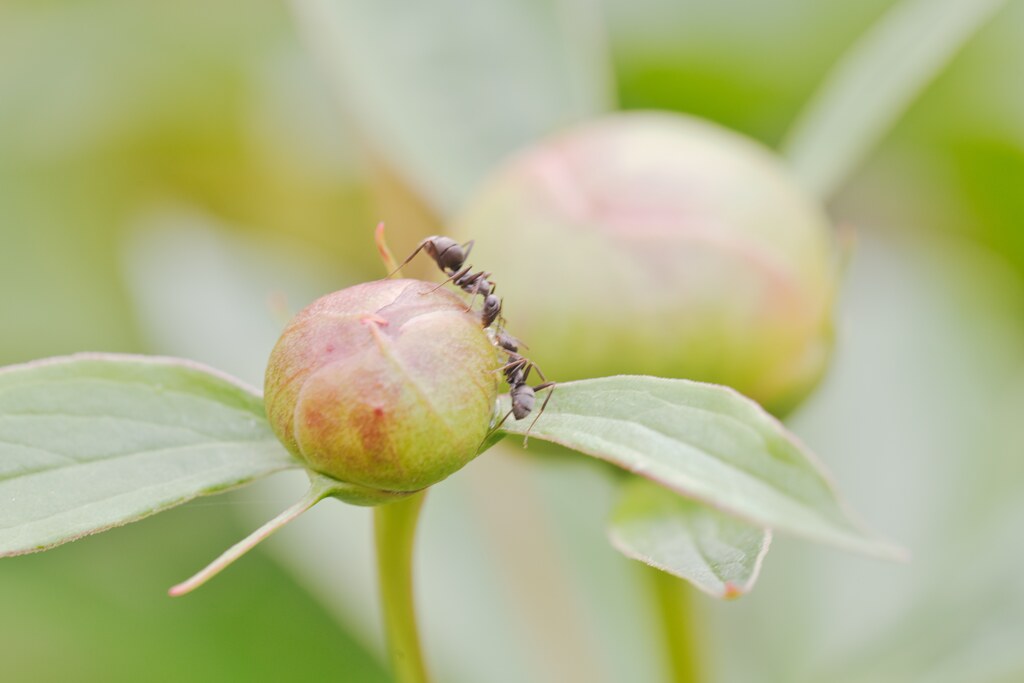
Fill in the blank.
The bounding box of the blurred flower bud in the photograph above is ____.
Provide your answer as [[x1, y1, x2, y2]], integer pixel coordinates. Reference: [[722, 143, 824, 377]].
[[451, 112, 838, 415], [264, 279, 498, 501]]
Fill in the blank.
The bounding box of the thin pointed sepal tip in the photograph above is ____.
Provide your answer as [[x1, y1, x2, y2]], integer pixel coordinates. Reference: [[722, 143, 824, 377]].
[[375, 221, 401, 276], [167, 567, 215, 598], [167, 582, 193, 598], [162, 483, 326, 598]]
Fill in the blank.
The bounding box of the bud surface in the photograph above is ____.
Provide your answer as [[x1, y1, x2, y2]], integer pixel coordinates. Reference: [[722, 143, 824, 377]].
[[452, 112, 838, 415], [265, 279, 499, 496]]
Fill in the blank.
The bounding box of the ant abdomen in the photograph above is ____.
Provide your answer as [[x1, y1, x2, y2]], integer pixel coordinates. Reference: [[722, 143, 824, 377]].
[[510, 384, 535, 419], [482, 295, 502, 328]]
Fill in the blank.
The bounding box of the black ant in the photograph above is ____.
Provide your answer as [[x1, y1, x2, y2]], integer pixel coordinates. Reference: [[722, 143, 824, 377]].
[[394, 234, 552, 438], [490, 332, 555, 444], [393, 235, 502, 329]]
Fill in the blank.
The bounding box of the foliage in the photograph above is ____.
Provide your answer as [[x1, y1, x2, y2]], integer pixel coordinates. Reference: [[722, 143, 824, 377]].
[[2, 0, 1022, 680]]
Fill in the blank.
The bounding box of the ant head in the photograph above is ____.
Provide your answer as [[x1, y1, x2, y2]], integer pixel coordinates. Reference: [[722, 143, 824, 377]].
[[496, 330, 518, 353], [425, 236, 466, 272]]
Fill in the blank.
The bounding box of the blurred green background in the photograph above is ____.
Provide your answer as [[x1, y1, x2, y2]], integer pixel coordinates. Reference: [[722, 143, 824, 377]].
[[2, 0, 1023, 681]]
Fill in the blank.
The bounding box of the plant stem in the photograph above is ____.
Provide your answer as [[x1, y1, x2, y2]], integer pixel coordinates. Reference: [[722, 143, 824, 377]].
[[650, 567, 703, 683], [375, 490, 430, 683]]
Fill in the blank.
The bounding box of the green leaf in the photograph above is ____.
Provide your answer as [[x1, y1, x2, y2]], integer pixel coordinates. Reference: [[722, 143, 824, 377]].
[[290, 0, 614, 215], [0, 353, 299, 557], [781, 0, 1008, 199], [609, 476, 770, 599], [498, 376, 903, 559]]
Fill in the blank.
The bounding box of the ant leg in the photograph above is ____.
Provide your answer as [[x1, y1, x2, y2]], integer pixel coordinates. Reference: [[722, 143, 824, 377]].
[[519, 363, 534, 386], [461, 239, 475, 261], [426, 265, 471, 293], [460, 272, 491, 311], [528, 361, 548, 382], [496, 355, 526, 372], [487, 407, 515, 438], [464, 280, 483, 311], [496, 357, 518, 372], [386, 240, 429, 278], [523, 382, 556, 447]]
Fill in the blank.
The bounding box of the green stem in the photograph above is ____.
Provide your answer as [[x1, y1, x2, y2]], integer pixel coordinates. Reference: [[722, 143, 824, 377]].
[[375, 491, 430, 683], [650, 567, 703, 683]]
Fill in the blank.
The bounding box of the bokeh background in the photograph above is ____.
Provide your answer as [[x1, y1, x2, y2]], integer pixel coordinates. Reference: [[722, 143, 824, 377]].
[[2, 1, 1023, 681]]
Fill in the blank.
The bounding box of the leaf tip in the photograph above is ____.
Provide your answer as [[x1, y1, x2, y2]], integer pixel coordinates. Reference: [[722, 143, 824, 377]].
[[721, 582, 745, 600]]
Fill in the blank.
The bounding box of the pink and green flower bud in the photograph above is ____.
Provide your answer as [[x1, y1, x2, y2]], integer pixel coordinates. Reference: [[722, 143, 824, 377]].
[[451, 112, 838, 416], [264, 279, 499, 502]]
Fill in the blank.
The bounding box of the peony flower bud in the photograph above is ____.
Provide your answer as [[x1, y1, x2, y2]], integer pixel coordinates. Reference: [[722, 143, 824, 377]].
[[451, 112, 838, 415], [264, 279, 499, 502]]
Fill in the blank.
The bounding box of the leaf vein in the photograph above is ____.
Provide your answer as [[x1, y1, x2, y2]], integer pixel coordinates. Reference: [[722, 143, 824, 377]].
[[532, 413, 837, 517], [0, 438, 296, 488]]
